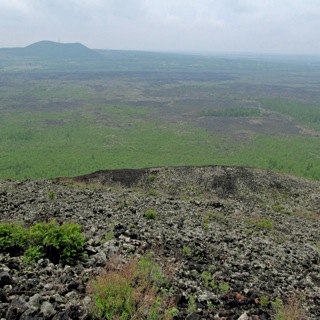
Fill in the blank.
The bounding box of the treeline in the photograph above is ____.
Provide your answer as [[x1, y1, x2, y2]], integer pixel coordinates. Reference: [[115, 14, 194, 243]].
[[260, 98, 320, 131], [199, 108, 261, 117]]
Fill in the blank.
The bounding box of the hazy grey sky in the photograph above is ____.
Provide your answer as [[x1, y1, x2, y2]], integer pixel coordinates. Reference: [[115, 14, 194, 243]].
[[1, 0, 320, 54]]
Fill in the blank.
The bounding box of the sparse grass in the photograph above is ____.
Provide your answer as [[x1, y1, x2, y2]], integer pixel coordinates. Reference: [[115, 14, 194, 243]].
[[182, 245, 192, 257], [187, 296, 197, 314], [148, 189, 159, 196], [145, 209, 157, 220], [272, 296, 306, 320], [246, 217, 274, 232], [260, 295, 269, 307], [147, 175, 157, 182], [87, 254, 177, 319], [201, 271, 216, 289], [103, 231, 114, 243]]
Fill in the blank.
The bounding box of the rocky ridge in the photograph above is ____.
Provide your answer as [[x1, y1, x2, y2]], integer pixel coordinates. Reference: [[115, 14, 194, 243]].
[[0, 166, 319, 319]]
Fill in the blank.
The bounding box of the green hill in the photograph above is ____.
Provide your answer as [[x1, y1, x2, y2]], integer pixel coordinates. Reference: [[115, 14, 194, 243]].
[[22, 40, 102, 60]]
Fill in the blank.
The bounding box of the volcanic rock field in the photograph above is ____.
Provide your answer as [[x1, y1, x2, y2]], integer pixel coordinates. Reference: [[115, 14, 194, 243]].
[[0, 166, 319, 319]]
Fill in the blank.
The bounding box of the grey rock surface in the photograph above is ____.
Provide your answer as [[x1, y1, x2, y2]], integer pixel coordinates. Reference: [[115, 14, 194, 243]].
[[0, 166, 319, 319]]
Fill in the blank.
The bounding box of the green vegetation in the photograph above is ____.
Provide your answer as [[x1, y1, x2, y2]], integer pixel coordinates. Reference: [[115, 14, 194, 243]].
[[1, 53, 320, 181], [201, 271, 216, 289], [182, 246, 192, 257], [145, 209, 157, 220], [200, 107, 261, 117], [148, 189, 159, 196], [88, 254, 177, 319], [187, 296, 197, 314], [271, 297, 306, 320], [0, 223, 27, 254], [147, 175, 157, 182], [26, 221, 86, 264], [261, 98, 320, 131], [246, 218, 274, 232], [0, 221, 86, 265], [103, 231, 114, 243], [260, 295, 269, 307]]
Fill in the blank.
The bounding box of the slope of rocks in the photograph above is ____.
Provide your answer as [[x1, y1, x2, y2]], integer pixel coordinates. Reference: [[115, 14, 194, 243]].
[[0, 166, 319, 319]]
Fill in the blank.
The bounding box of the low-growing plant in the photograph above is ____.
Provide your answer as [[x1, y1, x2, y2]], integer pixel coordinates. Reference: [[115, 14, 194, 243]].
[[260, 295, 269, 307], [187, 296, 197, 314], [0, 220, 86, 265], [23, 245, 44, 264], [182, 245, 192, 257], [147, 175, 157, 182], [48, 190, 56, 201], [145, 209, 157, 220], [255, 219, 274, 231], [272, 296, 306, 320], [0, 222, 27, 254], [87, 254, 177, 319], [148, 189, 159, 196], [27, 220, 86, 264], [246, 217, 274, 232], [218, 282, 230, 295], [103, 231, 114, 243], [201, 271, 216, 289]]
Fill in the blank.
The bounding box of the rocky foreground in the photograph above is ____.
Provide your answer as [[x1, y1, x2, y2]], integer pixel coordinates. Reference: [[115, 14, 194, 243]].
[[0, 166, 319, 319]]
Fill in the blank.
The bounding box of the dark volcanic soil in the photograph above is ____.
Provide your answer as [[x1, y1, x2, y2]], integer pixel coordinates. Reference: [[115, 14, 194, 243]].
[[0, 166, 319, 319]]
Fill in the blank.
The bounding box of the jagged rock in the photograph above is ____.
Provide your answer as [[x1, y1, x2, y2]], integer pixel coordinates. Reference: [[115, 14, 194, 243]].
[[0, 272, 13, 286], [6, 296, 28, 319], [0, 166, 319, 319], [40, 301, 56, 318]]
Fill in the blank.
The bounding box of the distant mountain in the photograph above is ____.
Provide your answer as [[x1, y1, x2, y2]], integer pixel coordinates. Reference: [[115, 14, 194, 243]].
[[1, 41, 102, 61], [23, 41, 102, 60]]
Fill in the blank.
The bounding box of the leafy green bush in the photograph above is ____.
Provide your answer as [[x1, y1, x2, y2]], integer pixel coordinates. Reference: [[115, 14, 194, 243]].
[[145, 209, 157, 220], [27, 220, 86, 264], [0, 220, 86, 265], [88, 254, 177, 320], [0, 222, 27, 254]]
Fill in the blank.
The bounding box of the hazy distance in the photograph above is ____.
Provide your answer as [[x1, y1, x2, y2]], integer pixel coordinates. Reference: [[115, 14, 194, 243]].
[[1, 0, 320, 55]]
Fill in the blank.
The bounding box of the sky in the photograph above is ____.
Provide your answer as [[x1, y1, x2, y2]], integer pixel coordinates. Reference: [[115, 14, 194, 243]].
[[1, 0, 320, 54]]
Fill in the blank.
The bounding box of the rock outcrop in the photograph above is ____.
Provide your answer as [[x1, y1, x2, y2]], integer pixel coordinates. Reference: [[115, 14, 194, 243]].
[[0, 166, 319, 319]]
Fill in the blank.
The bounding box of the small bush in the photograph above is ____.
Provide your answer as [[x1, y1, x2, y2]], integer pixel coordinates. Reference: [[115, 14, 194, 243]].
[[145, 209, 157, 220], [148, 189, 159, 196], [88, 254, 177, 319], [272, 296, 306, 320], [0, 222, 27, 254], [201, 271, 216, 289], [48, 190, 56, 201], [147, 175, 157, 182], [255, 219, 274, 231], [27, 220, 86, 264], [247, 217, 274, 231], [0, 220, 86, 265], [182, 245, 192, 257]]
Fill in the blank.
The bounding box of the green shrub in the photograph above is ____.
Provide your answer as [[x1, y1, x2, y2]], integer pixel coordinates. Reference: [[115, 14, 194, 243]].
[[145, 210, 157, 220], [201, 271, 216, 289], [147, 175, 157, 182], [272, 296, 306, 320], [148, 189, 159, 196], [48, 190, 56, 201], [218, 282, 230, 295], [182, 246, 192, 257], [187, 296, 197, 313], [27, 220, 86, 264], [255, 219, 274, 231], [88, 254, 177, 319], [0, 222, 27, 254]]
